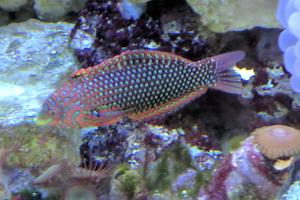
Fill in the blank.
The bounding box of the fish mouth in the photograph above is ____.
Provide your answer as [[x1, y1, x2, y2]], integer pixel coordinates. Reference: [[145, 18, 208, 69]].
[[34, 114, 53, 126]]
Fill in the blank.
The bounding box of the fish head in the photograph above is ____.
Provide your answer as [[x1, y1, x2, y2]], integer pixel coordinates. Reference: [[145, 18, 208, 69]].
[[35, 94, 121, 128], [35, 94, 65, 127], [35, 80, 91, 128]]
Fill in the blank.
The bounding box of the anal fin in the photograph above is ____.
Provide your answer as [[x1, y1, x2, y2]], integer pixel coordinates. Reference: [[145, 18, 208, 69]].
[[212, 69, 243, 94]]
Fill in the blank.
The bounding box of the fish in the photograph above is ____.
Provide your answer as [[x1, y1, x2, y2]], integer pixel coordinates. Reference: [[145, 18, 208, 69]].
[[35, 50, 245, 128]]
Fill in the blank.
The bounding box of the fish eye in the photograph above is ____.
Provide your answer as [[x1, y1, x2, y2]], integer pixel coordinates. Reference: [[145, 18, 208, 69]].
[[90, 110, 101, 117]]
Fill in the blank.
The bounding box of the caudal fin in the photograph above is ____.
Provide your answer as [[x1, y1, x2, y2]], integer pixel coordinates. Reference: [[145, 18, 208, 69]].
[[210, 51, 245, 94]]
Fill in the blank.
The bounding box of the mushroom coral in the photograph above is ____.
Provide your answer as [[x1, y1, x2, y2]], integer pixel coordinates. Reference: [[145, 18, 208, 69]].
[[277, 0, 300, 93], [252, 125, 300, 159]]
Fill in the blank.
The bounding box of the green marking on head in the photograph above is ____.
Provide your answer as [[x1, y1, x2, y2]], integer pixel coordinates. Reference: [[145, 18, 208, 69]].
[[34, 114, 53, 126]]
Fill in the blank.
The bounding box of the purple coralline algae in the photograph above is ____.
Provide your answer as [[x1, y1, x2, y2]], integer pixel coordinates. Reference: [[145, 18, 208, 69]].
[[277, 0, 300, 93], [70, 0, 207, 68], [80, 121, 133, 167], [171, 169, 197, 192], [198, 132, 295, 200], [183, 126, 223, 171], [80, 121, 185, 169], [78, 121, 226, 199]]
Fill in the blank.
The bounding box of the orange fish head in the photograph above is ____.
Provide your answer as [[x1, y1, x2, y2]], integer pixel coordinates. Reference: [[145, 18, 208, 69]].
[[35, 95, 65, 127], [36, 93, 106, 128]]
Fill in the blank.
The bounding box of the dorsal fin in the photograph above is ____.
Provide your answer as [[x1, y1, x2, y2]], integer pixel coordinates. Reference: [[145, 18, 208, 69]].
[[119, 49, 192, 63], [70, 49, 195, 79], [70, 60, 108, 78]]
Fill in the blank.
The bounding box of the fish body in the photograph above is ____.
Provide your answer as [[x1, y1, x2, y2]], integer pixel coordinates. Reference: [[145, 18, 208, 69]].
[[37, 50, 245, 128]]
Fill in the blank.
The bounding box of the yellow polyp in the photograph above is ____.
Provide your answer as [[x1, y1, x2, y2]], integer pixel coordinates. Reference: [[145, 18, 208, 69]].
[[233, 66, 255, 81], [34, 115, 53, 126], [273, 157, 294, 171]]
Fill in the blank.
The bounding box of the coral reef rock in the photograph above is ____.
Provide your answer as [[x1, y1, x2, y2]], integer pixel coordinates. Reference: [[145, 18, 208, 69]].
[[0, 0, 28, 12], [34, 0, 87, 20], [0, 19, 80, 127], [186, 0, 279, 33], [80, 122, 184, 168], [0, 18, 85, 200], [198, 129, 296, 200], [0, 0, 87, 23], [71, 0, 208, 68], [0, 126, 81, 199], [281, 181, 300, 200], [0, 10, 10, 26]]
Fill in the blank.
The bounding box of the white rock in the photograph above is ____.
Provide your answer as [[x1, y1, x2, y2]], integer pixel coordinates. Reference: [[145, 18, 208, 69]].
[[0, 19, 80, 126], [0, 0, 28, 12], [34, 0, 86, 20]]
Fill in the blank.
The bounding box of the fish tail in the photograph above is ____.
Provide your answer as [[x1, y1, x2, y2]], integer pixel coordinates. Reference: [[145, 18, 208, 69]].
[[211, 51, 245, 94]]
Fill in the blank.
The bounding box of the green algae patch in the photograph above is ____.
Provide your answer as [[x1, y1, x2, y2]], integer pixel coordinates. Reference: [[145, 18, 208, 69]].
[[112, 165, 145, 199], [145, 143, 193, 192], [119, 170, 142, 199], [222, 134, 248, 153], [0, 124, 80, 169], [34, 114, 53, 126], [228, 183, 261, 200]]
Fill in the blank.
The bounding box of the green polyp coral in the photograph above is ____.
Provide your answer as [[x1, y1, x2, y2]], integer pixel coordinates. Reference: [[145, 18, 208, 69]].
[[145, 143, 193, 193], [195, 171, 209, 192], [112, 165, 144, 199], [146, 154, 170, 192], [185, 0, 279, 32], [111, 143, 194, 199], [119, 170, 142, 199]]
